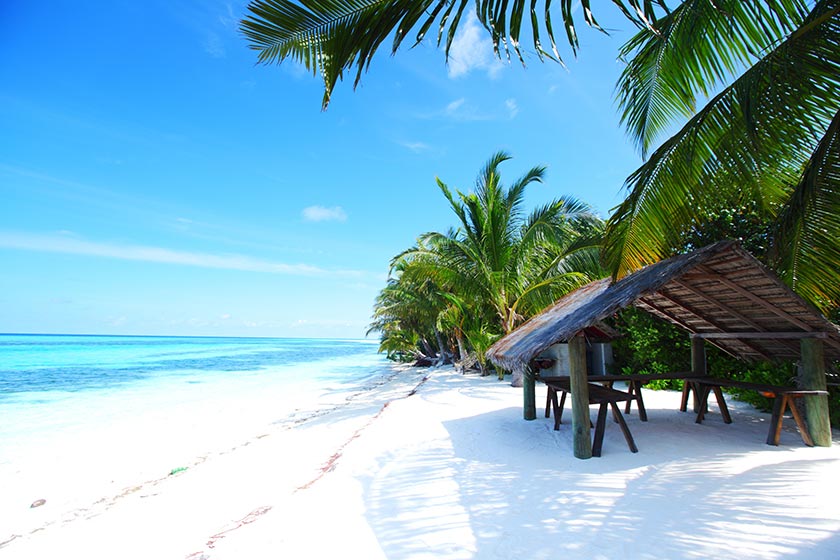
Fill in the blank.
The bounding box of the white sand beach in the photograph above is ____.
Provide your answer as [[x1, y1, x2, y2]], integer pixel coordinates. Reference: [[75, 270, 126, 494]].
[[3, 367, 840, 560]]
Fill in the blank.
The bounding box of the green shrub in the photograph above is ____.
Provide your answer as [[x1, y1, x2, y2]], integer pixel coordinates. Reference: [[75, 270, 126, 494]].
[[611, 308, 689, 390], [708, 356, 794, 412], [829, 385, 840, 427]]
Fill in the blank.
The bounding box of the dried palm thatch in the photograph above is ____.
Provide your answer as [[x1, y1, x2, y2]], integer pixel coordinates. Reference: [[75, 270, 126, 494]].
[[487, 240, 840, 373]]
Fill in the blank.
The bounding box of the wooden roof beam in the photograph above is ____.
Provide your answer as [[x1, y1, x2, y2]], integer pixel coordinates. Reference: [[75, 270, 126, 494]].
[[671, 279, 802, 354], [695, 265, 813, 330], [652, 290, 775, 362], [636, 298, 697, 333], [692, 332, 828, 340], [695, 265, 840, 354], [636, 297, 753, 360]]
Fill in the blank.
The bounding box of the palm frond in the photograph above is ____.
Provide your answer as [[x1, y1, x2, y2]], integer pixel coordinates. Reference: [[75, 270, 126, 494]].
[[772, 107, 840, 311], [616, 0, 811, 155], [605, 1, 840, 280], [241, 0, 668, 108]]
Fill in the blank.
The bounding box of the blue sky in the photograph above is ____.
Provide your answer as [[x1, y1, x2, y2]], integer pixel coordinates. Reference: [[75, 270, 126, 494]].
[[1, 1, 646, 338]]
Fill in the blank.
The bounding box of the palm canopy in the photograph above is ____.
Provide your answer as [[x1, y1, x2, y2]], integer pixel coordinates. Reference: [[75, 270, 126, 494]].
[[394, 151, 605, 335], [240, 0, 668, 108], [367, 260, 448, 360], [605, 0, 840, 311]]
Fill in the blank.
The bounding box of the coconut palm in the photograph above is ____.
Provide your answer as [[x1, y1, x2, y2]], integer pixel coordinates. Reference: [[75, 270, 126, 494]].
[[367, 263, 449, 361], [239, 0, 665, 108], [393, 151, 606, 382], [604, 0, 840, 311]]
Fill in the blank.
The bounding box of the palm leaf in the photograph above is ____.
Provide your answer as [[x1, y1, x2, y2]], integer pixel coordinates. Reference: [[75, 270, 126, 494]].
[[772, 107, 840, 311], [617, 0, 810, 156], [605, 0, 840, 281], [241, 0, 667, 108]]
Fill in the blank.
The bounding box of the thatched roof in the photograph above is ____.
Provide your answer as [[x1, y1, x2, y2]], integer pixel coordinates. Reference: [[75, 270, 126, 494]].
[[487, 240, 840, 372]]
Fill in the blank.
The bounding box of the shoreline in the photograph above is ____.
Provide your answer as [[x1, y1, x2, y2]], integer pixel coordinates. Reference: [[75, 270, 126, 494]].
[[3, 367, 840, 559], [0, 362, 422, 549]]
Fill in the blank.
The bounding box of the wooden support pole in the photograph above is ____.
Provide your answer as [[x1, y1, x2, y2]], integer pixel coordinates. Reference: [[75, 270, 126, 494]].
[[690, 336, 707, 413], [691, 336, 707, 376], [799, 338, 831, 447], [569, 333, 592, 459], [522, 366, 536, 421]]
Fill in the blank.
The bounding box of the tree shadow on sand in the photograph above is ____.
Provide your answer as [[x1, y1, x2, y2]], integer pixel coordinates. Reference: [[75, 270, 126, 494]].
[[360, 384, 840, 559]]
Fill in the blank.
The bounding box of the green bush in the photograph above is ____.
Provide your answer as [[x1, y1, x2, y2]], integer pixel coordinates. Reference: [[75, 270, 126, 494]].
[[611, 308, 689, 390], [829, 385, 840, 427], [708, 356, 794, 412]]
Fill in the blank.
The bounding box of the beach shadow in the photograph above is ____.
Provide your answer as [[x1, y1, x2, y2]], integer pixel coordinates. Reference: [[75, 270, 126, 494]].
[[359, 384, 840, 559]]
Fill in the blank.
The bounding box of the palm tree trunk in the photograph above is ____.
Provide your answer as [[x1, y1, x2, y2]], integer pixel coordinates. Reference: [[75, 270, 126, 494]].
[[433, 328, 451, 364], [420, 338, 435, 359], [456, 331, 468, 362]]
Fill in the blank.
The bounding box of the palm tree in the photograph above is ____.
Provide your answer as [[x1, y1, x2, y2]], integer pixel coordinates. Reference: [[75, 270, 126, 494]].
[[604, 1, 840, 311], [368, 261, 449, 361], [240, 0, 665, 109], [394, 151, 605, 382]]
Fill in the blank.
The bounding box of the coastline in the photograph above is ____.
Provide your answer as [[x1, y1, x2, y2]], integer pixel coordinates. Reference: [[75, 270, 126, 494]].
[[3, 366, 840, 559], [0, 360, 420, 550]]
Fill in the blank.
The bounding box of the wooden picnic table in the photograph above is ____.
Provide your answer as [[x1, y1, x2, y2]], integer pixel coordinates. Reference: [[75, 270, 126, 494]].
[[682, 377, 829, 446], [540, 372, 695, 423], [541, 378, 638, 456]]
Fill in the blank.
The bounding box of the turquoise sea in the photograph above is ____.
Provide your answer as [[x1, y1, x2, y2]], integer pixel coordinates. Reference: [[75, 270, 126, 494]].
[[0, 334, 387, 398], [0, 334, 395, 520]]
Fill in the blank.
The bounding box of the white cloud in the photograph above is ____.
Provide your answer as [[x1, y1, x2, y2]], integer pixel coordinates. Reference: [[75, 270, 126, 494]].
[[446, 98, 466, 114], [439, 97, 492, 122], [505, 98, 519, 119], [447, 14, 505, 79], [203, 31, 225, 58], [0, 231, 364, 278], [302, 205, 347, 222], [400, 141, 431, 153]]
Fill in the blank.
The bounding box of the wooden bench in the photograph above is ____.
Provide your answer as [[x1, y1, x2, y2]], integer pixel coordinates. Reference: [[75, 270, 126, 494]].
[[543, 379, 638, 456], [541, 372, 694, 422], [682, 377, 829, 446]]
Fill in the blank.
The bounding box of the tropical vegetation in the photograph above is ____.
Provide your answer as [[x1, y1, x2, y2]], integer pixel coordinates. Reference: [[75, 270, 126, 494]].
[[240, 0, 840, 314], [606, 0, 840, 314], [240, 0, 838, 423], [368, 152, 605, 382]]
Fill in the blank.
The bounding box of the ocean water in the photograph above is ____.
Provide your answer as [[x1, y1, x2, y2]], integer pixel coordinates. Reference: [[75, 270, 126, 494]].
[[0, 334, 394, 524]]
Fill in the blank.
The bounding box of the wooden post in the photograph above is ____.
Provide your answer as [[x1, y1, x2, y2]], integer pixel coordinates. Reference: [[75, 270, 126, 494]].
[[691, 336, 707, 376], [799, 338, 831, 447], [690, 335, 707, 413], [522, 365, 536, 421], [569, 333, 592, 459]]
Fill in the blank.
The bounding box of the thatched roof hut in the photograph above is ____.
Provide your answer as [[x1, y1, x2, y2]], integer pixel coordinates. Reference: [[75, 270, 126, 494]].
[[487, 240, 840, 373], [487, 240, 838, 458]]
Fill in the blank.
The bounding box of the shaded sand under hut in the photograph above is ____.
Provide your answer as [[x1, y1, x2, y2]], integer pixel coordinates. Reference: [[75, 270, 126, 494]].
[[487, 240, 840, 459]]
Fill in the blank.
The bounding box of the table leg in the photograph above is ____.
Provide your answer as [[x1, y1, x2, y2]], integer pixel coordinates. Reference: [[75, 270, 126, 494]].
[[553, 390, 567, 430], [625, 382, 634, 414], [767, 395, 786, 446], [680, 380, 691, 412], [633, 381, 648, 422], [712, 386, 732, 424], [545, 386, 555, 418], [788, 396, 815, 447], [610, 402, 638, 453], [695, 385, 712, 423], [592, 403, 608, 457]]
